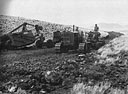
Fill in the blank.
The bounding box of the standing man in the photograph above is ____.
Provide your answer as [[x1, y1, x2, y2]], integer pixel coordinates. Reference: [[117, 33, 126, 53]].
[[93, 24, 100, 41], [22, 22, 28, 32], [35, 25, 45, 41], [94, 24, 99, 32]]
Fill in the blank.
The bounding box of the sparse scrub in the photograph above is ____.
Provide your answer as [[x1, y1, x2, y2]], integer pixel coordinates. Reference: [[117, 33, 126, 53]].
[[71, 82, 126, 94]]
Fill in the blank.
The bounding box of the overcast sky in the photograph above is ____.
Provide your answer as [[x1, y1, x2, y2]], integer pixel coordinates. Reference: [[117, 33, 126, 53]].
[[1, 0, 128, 27]]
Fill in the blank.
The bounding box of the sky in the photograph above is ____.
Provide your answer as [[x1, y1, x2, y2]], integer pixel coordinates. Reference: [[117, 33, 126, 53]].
[[1, 0, 128, 27]]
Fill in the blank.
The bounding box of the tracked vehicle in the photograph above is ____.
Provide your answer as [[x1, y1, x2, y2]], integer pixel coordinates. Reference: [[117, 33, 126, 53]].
[[55, 25, 84, 53], [78, 24, 105, 53], [0, 22, 45, 50]]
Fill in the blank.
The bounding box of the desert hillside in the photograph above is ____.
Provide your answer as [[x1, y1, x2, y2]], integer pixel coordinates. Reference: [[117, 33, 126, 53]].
[[0, 15, 73, 40], [0, 15, 110, 39]]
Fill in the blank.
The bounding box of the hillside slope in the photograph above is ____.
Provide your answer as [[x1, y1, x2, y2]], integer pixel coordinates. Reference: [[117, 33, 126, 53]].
[[96, 35, 128, 65], [0, 15, 110, 39], [0, 15, 72, 39], [0, 15, 124, 43]]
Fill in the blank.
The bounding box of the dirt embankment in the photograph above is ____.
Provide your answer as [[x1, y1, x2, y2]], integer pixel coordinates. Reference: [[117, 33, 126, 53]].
[[96, 35, 128, 65]]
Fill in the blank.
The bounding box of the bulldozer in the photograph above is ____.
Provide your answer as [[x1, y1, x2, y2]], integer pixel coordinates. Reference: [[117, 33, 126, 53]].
[[78, 24, 105, 53], [55, 25, 84, 53], [0, 22, 45, 50]]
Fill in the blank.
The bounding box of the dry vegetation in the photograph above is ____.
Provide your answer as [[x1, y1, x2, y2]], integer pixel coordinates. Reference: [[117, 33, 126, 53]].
[[71, 82, 126, 94]]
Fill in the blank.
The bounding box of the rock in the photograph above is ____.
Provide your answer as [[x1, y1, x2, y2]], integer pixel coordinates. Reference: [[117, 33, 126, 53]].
[[0, 91, 2, 94], [39, 89, 46, 94], [14, 88, 27, 94], [8, 85, 17, 92]]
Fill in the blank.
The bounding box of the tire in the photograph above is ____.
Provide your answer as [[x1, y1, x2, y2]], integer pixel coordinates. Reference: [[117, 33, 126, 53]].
[[84, 42, 91, 53], [95, 42, 103, 50], [62, 46, 68, 53], [46, 39, 54, 48], [5, 39, 12, 50], [0, 35, 11, 50], [36, 40, 43, 48], [60, 44, 69, 53]]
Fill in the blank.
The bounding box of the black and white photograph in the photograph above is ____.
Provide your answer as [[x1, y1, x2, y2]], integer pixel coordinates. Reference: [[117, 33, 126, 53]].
[[0, 0, 128, 94]]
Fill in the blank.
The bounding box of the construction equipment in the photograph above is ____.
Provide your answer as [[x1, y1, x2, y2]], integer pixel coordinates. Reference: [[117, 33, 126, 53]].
[[53, 31, 62, 44], [0, 22, 45, 50], [39, 30, 62, 49], [78, 24, 105, 53], [53, 24, 105, 53], [55, 25, 84, 53]]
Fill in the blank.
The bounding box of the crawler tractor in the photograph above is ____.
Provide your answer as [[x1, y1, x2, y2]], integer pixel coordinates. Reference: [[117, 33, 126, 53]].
[[78, 24, 105, 53], [0, 22, 45, 50], [55, 25, 84, 53]]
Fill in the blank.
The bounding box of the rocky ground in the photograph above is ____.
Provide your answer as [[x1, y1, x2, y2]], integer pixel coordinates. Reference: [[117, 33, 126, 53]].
[[1, 45, 128, 94], [0, 48, 78, 94]]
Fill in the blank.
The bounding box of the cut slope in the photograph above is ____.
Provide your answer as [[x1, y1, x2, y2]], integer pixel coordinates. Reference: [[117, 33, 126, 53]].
[[96, 35, 128, 65]]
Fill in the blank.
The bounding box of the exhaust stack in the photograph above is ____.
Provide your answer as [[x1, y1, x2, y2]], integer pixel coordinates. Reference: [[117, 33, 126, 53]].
[[73, 25, 75, 32]]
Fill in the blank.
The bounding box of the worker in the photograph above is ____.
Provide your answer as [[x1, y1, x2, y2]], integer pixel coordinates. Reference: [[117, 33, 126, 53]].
[[35, 25, 45, 41], [94, 24, 99, 32], [76, 27, 79, 31], [35, 25, 43, 35], [93, 24, 101, 41], [88, 24, 101, 42], [35, 25, 40, 34], [22, 22, 28, 32], [88, 31, 94, 41]]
